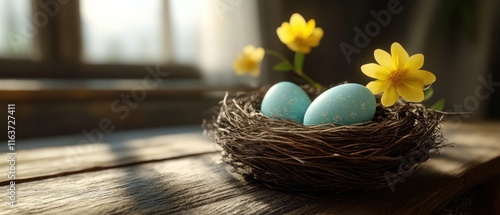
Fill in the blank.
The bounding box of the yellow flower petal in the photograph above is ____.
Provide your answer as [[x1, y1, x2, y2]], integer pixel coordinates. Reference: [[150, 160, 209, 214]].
[[391, 42, 409, 70], [276, 13, 323, 53], [232, 45, 264, 76], [243, 45, 255, 55], [250, 47, 265, 61], [276, 23, 294, 43], [362, 42, 436, 107], [285, 43, 299, 53], [306, 28, 323, 47], [232, 61, 245, 75], [381, 85, 399, 107], [366, 80, 391, 94], [302, 19, 316, 37], [374, 49, 394, 70], [397, 81, 424, 102], [405, 54, 424, 70], [405, 70, 436, 85], [361, 63, 389, 80], [290, 13, 306, 30], [287, 43, 310, 54]]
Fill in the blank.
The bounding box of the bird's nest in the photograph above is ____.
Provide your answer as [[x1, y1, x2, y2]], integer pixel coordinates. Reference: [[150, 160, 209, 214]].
[[202, 85, 445, 193]]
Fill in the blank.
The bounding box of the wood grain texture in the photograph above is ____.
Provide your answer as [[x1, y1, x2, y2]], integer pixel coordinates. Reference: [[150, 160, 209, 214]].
[[0, 122, 499, 214], [0, 126, 218, 185]]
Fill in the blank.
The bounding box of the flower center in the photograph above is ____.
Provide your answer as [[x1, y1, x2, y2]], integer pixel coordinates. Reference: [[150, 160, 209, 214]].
[[293, 36, 308, 47], [244, 59, 257, 69], [389, 70, 406, 86]]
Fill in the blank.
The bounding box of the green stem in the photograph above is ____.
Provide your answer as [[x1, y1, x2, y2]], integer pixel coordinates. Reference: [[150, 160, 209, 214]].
[[265, 49, 325, 90], [295, 69, 324, 90], [293, 52, 324, 90], [294, 52, 304, 71], [265, 49, 292, 65]]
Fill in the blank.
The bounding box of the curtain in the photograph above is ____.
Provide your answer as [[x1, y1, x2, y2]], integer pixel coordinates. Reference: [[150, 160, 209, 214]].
[[407, 0, 496, 118], [169, 0, 262, 87]]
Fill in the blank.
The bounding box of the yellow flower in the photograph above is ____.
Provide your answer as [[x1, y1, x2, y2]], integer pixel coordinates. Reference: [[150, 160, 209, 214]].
[[232, 45, 265, 77], [276, 13, 324, 54], [361, 42, 436, 107]]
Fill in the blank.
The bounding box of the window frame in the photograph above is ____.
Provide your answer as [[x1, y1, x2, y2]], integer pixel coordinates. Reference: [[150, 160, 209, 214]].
[[0, 0, 200, 80]]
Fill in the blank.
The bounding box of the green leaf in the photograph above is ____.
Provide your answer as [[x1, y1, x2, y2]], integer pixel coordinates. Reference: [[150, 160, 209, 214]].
[[272, 61, 294, 72], [294, 52, 305, 72], [431, 98, 446, 111], [423, 87, 434, 101]]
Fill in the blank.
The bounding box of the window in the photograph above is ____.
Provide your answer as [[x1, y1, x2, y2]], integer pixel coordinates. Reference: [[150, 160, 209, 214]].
[[0, 0, 261, 84], [80, 0, 166, 64], [0, 0, 264, 138], [0, 0, 35, 59]]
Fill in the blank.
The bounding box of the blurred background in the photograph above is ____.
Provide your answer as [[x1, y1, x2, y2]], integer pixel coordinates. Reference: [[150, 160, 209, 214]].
[[0, 0, 498, 139]]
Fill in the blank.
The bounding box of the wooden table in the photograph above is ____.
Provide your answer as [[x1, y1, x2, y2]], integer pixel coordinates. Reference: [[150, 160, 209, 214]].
[[1, 122, 500, 214]]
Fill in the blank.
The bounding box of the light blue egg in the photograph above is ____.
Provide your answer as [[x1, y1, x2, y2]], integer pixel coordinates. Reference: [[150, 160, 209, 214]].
[[260, 82, 311, 123], [304, 83, 376, 126]]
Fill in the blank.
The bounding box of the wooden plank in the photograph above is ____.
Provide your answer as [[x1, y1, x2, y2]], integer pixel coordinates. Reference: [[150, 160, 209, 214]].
[[0, 122, 499, 214], [1, 98, 221, 138], [0, 149, 496, 214], [433, 122, 500, 175], [0, 126, 218, 185]]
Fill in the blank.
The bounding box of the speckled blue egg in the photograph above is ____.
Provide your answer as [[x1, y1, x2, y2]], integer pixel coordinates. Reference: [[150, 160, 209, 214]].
[[260, 82, 311, 123], [303, 83, 376, 126]]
